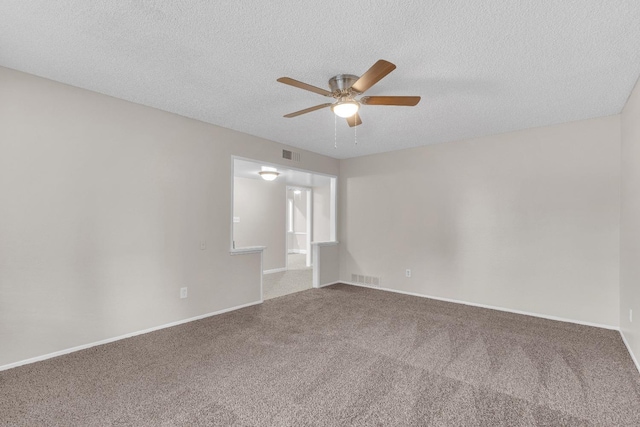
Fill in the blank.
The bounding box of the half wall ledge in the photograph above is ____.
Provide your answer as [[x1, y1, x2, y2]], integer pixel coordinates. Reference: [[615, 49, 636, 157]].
[[312, 241, 339, 288], [230, 246, 266, 255]]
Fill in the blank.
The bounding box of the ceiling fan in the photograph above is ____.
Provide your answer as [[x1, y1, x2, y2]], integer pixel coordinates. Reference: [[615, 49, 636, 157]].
[[277, 60, 420, 127]]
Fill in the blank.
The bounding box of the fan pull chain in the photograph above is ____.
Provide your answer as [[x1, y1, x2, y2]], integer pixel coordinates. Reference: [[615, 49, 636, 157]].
[[354, 114, 357, 145], [334, 114, 337, 149]]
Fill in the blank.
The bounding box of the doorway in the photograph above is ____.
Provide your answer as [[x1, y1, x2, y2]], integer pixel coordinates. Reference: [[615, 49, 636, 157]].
[[286, 186, 312, 270], [231, 156, 337, 301]]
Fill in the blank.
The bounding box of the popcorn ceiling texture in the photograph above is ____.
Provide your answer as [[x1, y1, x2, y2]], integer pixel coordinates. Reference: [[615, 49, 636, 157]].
[[1, 1, 639, 159]]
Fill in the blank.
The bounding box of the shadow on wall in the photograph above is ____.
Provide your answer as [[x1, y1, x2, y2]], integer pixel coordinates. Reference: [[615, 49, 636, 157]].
[[339, 118, 620, 326]]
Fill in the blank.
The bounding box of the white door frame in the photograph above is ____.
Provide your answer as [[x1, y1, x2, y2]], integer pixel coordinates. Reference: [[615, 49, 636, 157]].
[[286, 186, 313, 268], [306, 188, 312, 267]]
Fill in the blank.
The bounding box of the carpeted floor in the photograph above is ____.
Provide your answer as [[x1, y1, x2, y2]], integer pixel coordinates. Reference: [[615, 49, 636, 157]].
[[263, 254, 312, 300], [2, 284, 640, 426], [287, 253, 309, 271]]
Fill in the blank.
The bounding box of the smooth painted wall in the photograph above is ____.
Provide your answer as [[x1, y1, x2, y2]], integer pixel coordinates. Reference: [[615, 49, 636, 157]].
[[313, 243, 339, 287], [313, 184, 331, 243], [233, 177, 286, 271], [0, 67, 339, 367], [621, 75, 640, 361], [339, 116, 621, 327]]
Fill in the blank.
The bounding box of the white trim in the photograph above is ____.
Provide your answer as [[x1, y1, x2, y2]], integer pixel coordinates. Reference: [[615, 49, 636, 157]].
[[285, 188, 290, 271], [230, 156, 236, 252], [329, 177, 337, 241], [0, 300, 262, 372], [306, 188, 312, 268], [287, 249, 307, 255], [342, 281, 619, 331], [620, 331, 640, 374], [260, 249, 264, 302], [263, 267, 286, 275], [230, 246, 265, 255]]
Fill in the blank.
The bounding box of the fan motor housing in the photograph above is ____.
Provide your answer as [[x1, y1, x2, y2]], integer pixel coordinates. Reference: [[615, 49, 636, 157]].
[[329, 74, 359, 94]]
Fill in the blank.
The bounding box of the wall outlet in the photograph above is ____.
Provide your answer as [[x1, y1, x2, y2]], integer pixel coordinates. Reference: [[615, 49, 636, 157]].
[[200, 240, 207, 250], [631, 309, 633, 323], [180, 287, 188, 299], [405, 269, 412, 278]]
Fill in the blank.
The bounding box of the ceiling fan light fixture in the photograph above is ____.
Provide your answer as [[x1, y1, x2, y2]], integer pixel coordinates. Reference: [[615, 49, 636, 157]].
[[259, 166, 279, 181], [331, 100, 360, 118], [278, 60, 419, 128]]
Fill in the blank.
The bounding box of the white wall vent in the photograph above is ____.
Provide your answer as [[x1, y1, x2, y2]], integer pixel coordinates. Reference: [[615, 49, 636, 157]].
[[282, 149, 301, 162], [352, 273, 381, 287]]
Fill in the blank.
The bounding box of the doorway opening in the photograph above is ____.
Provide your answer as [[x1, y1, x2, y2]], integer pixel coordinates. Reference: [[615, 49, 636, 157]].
[[231, 157, 337, 301], [286, 186, 312, 270]]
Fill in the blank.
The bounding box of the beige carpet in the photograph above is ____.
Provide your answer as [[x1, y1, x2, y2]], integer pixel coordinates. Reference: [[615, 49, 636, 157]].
[[286, 253, 309, 270], [263, 254, 312, 300], [2, 284, 640, 426]]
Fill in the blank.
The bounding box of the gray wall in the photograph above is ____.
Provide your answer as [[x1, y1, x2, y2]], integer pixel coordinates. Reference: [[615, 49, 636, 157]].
[[233, 177, 286, 271], [313, 243, 339, 287], [0, 67, 339, 367], [1, 63, 633, 368], [313, 184, 332, 242], [339, 116, 621, 327], [621, 75, 640, 362]]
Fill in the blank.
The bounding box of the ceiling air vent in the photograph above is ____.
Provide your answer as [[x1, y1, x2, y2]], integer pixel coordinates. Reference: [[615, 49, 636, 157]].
[[282, 149, 301, 162]]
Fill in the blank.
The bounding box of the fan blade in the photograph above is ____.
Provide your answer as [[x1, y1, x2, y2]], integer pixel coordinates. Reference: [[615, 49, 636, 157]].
[[277, 77, 333, 97], [351, 60, 396, 94], [284, 103, 333, 118], [346, 113, 362, 127], [360, 96, 421, 106]]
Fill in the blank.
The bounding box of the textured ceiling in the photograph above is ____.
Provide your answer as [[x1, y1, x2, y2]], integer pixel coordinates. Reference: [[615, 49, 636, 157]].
[[1, 1, 640, 159]]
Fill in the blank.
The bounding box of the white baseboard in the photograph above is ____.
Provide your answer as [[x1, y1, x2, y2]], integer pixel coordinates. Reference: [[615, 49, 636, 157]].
[[288, 249, 307, 255], [342, 281, 618, 331], [0, 300, 262, 372], [263, 267, 286, 275], [315, 281, 341, 289], [620, 331, 640, 374]]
